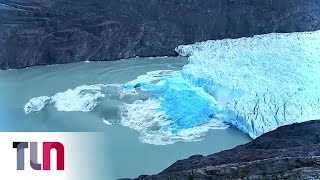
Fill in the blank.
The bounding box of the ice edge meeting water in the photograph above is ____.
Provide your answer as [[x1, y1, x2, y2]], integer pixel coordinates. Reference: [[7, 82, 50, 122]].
[[24, 30, 320, 145]]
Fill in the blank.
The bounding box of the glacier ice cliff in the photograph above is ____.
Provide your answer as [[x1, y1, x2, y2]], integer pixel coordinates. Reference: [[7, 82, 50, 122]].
[[175, 30, 320, 138], [24, 31, 320, 145], [121, 30, 320, 143]]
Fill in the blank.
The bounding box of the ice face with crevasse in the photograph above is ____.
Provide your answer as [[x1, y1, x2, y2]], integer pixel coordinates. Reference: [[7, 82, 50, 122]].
[[123, 30, 320, 141], [24, 30, 320, 145], [177, 30, 320, 138]]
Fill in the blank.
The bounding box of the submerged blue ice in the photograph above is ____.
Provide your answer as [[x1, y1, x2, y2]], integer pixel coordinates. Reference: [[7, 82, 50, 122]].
[[142, 75, 225, 133], [122, 30, 320, 141]]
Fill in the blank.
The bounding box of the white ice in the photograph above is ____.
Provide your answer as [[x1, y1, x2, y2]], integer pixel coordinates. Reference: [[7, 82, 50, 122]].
[[51, 85, 106, 112], [176, 30, 320, 138], [24, 85, 106, 113], [119, 98, 227, 145], [24, 30, 320, 145], [24, 96, 51, 114]]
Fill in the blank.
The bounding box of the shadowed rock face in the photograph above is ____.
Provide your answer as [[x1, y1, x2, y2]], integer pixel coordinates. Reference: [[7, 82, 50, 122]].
[[131, 121, 320, 180], [1, 0, 320, 69]]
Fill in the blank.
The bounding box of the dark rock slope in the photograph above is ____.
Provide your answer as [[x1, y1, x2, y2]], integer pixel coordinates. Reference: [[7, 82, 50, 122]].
[[133, 121, 320, 180], [1, 0, 320, 69]]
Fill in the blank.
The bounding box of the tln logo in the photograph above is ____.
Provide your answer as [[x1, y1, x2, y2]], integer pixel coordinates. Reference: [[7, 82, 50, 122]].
[[13, 142, 65, 170]]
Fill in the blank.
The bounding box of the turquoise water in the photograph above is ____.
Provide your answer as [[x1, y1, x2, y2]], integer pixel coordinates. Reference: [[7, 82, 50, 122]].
[[0, 57, 251, 179]]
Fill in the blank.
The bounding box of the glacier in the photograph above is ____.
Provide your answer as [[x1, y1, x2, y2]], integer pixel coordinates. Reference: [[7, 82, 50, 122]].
[[122, 30, 320, 142], [175, 30, 320, 138], [24, 30, 320, 145]]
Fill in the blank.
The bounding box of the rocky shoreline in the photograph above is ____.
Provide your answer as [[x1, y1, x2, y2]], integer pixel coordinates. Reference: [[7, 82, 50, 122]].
[[130, 121, 320, 180], [1, 0, 320, 69]]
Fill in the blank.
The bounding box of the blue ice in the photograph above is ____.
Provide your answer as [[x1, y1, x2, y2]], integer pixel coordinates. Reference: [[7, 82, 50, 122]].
[[125, 74, 227, 133], [123, 30, 320, 139]]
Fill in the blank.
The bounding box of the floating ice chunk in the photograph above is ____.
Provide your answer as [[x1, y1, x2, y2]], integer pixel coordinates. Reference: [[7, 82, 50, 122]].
[[24, 84, 106, 113], [103, 119, 112, 125], [120, 99, 167, 133], [24, 96, 51, 114], [51, 85, 105, 112], [123, 70, 178, 89], [176, 30, 320, 138], [120, 70, 179, 98]]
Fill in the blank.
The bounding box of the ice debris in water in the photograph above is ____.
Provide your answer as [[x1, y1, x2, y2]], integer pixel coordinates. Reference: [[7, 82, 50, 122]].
[[24, 85, 106, 114], [120, 71, 228, 145], [24, 96, 51, 114]]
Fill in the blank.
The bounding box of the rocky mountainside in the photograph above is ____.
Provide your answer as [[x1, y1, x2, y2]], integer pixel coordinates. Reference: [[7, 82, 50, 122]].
[[131, 121, 320, 180], [1, 0, 320, 69]]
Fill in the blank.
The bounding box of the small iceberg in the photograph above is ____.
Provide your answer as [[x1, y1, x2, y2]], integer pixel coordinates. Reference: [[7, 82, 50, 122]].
[[24, 85, 106, 114]]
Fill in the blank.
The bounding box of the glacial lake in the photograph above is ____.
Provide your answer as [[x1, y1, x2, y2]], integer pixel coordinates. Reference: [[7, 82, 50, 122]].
[[0, 57, 251, 179]]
